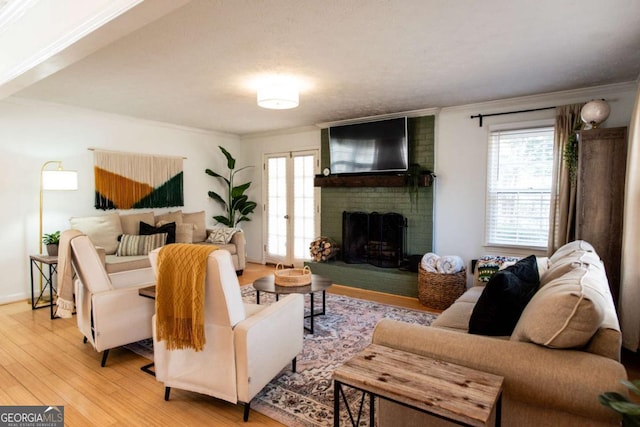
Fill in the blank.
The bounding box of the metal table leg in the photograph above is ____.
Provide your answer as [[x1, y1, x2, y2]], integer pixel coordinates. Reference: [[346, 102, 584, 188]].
[[309, 292, 315, 334]]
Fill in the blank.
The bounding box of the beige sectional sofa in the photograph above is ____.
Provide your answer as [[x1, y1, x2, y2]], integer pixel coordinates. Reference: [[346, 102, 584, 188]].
[[68, 210, 246, 275], [372, 240, 628, 427]]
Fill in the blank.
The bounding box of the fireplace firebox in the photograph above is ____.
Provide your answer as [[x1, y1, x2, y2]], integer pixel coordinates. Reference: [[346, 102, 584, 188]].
[[342, 211, 406, 268]]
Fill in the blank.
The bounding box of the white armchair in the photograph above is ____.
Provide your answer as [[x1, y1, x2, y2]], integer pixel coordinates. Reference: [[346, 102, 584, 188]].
[[68, 232, 155, 367], [148, 247, 304, 422]]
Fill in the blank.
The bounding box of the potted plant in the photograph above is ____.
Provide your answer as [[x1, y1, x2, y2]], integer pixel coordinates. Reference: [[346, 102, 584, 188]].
[[599, 379, 640, 426], [205, 146, 257, 227], [42, 231, 61, 256], [563, 122, 584, 183], [405, 163, 435, 209]]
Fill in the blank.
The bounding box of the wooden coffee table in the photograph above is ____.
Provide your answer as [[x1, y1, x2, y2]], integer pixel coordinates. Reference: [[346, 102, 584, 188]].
[[333, 344, 503, 427], [253, 274, 332, 334]]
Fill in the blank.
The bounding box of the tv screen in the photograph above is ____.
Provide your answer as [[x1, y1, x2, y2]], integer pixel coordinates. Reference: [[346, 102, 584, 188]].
[[328, 117, 408, 174]]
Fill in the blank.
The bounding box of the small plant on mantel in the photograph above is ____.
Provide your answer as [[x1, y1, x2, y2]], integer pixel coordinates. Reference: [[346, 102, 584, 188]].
[[405, 163, 434, 209], [205, 146, 258, 227]]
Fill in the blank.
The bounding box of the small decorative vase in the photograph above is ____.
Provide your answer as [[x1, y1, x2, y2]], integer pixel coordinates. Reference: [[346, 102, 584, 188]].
[[46, 244, 59, 257]]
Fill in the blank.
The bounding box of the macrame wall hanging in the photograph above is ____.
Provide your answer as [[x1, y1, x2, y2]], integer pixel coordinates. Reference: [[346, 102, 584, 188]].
[[93, 149, 184, 210]]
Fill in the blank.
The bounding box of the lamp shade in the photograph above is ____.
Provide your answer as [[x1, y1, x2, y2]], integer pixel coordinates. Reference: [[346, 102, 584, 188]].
[[257, 83, 299, 109], [581, 99, 610, 128], [42, 170, 78, 190]]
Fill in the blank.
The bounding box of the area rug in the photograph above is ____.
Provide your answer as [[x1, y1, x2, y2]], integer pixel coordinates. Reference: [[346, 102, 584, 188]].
[[126, 285, 437, 426]]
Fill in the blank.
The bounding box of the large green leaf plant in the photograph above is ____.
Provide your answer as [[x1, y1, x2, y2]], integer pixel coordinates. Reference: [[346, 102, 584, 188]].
[[600, 380, 640, 426], [205, 146, 257, 227]]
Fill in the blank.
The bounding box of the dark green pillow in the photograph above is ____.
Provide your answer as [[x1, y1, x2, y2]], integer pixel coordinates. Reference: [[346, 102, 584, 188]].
[[469, 255, 540, 336]]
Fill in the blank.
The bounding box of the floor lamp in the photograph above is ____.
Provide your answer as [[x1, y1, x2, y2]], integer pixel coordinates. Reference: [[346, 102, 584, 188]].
[[39, 161, 78, 254]]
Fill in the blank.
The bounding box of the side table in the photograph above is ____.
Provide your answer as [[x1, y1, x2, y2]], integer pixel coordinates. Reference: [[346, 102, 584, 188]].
[[333, 344, 503, 427], [138, 285, 157, 376], [29, 254, 58, 319]]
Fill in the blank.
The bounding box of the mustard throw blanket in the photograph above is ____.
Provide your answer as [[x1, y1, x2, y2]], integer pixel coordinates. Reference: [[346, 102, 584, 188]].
[[156, 244, 217, 351]]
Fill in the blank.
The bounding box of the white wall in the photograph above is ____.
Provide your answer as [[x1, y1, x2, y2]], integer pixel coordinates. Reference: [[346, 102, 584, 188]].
[[434, 82, 638, 269], [0, 97, 239, 304], [239, 126, 321, 263]]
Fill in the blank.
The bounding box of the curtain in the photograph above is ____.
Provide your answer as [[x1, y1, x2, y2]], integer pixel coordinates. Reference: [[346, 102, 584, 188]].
[[620, 84, 640, 351], [547, 103, 584, 254]]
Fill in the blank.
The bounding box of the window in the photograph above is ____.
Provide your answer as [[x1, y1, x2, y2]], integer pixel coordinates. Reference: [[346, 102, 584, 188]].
[[485, 125, 554, 249]]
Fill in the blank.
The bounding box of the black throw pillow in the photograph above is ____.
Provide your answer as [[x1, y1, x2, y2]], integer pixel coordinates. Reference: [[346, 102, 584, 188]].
[[139, 221, 176, 244], [468, 255, 540, 336]]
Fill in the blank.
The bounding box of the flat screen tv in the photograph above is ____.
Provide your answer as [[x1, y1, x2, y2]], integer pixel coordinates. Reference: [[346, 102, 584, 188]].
[[328, 117, 408, 174]]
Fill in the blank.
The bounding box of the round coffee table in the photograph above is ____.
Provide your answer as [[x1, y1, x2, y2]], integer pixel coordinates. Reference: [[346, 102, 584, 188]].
[[252, 274, 332, 334]]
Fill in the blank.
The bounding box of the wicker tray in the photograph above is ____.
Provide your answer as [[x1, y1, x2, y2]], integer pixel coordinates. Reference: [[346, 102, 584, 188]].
[[274, 264, 312, 287], [418, 265, 466, 310]]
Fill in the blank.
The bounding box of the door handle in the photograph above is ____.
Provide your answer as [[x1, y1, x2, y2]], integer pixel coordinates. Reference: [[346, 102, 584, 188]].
[[284, 215, 289, 219]]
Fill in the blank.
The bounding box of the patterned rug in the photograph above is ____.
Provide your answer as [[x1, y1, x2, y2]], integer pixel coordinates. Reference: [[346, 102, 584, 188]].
[[126, 285, 437, 426]]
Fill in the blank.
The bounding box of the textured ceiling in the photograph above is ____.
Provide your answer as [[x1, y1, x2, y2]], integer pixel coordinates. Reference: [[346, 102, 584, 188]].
[[12, 0, 640, 135]]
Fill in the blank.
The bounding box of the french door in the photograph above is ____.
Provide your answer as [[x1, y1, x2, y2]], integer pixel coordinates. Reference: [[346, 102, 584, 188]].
[[264, 150, 319, 266]]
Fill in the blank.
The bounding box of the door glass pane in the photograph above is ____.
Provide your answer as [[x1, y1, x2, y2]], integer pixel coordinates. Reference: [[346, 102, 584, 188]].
[[293, 155, 316, 260], [267, 157, 287, 257]]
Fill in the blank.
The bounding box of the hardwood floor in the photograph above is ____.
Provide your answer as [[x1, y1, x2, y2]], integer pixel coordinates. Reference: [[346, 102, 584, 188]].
[[0, 263, 433, 426], [1, 262, 637, 425]]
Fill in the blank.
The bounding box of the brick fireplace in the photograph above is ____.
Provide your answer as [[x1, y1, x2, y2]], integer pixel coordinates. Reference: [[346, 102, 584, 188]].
[[309, 114, 435, 297]]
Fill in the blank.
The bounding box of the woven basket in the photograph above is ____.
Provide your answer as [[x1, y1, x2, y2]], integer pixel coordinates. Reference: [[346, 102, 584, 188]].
[[418, 265, 467, 310], [274, 264, 312, 287]]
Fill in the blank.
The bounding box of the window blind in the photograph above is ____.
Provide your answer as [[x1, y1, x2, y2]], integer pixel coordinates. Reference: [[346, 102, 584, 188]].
[[485, 126, 554, 248]]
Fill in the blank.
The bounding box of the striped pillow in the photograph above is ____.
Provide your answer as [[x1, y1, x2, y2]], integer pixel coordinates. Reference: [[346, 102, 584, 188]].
[[116, 233, 167, 256]]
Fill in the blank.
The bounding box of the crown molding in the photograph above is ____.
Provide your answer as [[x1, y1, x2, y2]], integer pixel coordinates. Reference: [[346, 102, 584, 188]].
[[240, 125, 320, 140], [441, 81, 638, 114], [0, 0, 143, 86], [316, 107, 440, 129], [5, 96, 238, 138]]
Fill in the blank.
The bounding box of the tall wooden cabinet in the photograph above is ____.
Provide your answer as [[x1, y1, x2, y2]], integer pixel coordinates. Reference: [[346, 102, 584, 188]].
[[576, 127, 628, 305]]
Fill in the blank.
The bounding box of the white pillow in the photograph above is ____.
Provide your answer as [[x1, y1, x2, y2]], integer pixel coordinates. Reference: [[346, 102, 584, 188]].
[[69, 213, 123, 255]]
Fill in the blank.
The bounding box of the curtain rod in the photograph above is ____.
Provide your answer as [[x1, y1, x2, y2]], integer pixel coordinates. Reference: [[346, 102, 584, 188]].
[[470, 106, 556, 127], [88, 147, 187, 159]]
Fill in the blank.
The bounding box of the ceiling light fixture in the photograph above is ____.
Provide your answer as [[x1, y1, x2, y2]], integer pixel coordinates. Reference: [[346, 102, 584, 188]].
[[257, 79, 299, 109]]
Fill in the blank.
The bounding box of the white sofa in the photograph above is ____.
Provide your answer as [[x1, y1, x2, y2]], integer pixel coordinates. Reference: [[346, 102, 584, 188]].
[[68, 210, 246, 275]]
